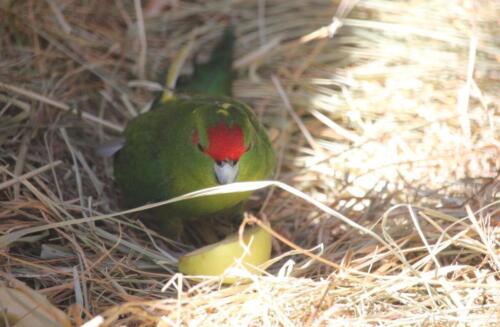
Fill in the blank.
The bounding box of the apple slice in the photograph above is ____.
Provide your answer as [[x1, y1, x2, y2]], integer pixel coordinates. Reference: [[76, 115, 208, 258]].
[[179, 222, 272, 283]]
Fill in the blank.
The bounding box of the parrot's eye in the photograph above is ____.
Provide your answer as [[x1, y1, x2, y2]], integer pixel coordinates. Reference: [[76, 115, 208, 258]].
[[197, 143, 205, 152], [245, 142, 253, 152]]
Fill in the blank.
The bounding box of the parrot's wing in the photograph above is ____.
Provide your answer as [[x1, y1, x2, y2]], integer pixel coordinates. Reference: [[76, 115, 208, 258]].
[[96, 137, 125, 157]]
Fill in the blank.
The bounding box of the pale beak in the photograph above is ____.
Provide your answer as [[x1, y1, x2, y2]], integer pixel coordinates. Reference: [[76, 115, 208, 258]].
[[214, 160, 239, 184]]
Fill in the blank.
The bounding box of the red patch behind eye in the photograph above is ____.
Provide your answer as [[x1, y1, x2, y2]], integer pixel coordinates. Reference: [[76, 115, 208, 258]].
[[193, 123, 245, 161]]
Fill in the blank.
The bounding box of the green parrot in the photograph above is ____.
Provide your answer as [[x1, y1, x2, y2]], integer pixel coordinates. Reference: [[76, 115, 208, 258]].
[[111, 28, 276, 237]]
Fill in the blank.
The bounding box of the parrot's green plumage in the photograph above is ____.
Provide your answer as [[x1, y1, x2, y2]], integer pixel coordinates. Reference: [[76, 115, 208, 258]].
[[113, 28, 275, 237], [177, 28, 234, 97]]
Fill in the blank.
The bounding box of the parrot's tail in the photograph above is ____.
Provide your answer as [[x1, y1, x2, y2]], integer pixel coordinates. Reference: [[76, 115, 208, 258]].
[[176, 27, 235, 98]]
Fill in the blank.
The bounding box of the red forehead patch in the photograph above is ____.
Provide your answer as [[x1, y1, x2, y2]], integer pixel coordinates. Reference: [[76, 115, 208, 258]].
[[193, 122, 245, 161]]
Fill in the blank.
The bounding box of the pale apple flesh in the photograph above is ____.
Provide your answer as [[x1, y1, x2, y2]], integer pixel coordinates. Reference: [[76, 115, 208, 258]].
[[178, 223, 272, 283]]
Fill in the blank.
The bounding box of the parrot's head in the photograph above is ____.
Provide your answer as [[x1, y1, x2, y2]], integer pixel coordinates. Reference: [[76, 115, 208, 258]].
[[190, 99, 267, 185]]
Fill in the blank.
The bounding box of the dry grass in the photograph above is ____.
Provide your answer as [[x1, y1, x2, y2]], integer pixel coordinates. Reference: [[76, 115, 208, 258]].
[[0, 0, 499, 326]]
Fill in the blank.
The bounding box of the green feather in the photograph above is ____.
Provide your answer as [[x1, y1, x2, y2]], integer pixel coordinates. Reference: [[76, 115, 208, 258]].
[[176, 28, 235, 97]]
